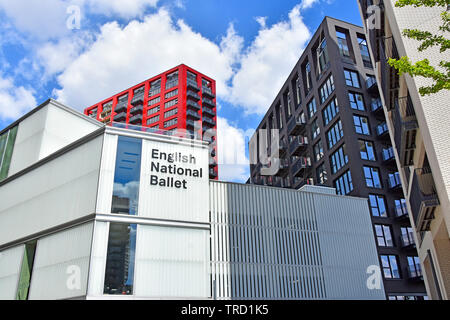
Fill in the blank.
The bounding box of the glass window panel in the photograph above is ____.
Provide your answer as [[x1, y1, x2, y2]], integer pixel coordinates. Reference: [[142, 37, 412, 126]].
[[0, 126, 18, 180], [111, 136, 142, 215]]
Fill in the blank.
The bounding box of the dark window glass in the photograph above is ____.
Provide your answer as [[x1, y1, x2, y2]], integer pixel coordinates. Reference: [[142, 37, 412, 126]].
[[317, 38, 329, 74], [369, 194, 387, 217], [111, 136, 142, 215], [407, 256, 422, 278], [334, 170, 353, 195], [401, 227, 415, 246], [319, 75, 335, 104], [313, 140, 324, 162], [307, 99, 317, 119], [336, 31, 350, 57], [311, 119, 320, 140], [104, 223, 137, 295], [326, 120, 344, 148], [317, 163, 328, 184], [330, 145, 349, 174]]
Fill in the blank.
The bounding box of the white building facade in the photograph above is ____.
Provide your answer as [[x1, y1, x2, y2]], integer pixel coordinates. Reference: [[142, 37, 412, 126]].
[[0, 100, 385, 300]]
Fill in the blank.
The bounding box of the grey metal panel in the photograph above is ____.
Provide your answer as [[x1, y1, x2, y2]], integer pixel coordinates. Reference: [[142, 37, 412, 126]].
[[210, 181, 385, 300]]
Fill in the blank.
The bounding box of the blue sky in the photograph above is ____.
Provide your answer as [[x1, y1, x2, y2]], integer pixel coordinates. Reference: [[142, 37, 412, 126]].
[[0, 0, 363, 182]]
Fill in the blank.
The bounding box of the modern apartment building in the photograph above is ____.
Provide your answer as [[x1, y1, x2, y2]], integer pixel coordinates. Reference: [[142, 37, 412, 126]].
[[83, 64, 218, 180], [0, 99, 384, 300], [248, 16, 427, 299], [357, 0, 450, 299]]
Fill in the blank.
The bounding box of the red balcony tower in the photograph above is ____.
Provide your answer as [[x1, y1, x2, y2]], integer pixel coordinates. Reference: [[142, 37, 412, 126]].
[[84, 64, 218, 179]]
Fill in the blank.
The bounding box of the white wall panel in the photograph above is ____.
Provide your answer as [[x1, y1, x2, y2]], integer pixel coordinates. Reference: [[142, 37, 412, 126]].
[[0, 245, 24, 300], [138, 139, 209, 223], [134, 225, 210, 298], [87, 221, 109, 297], [28, 223, 93, 300], [96, 134, 118, 214], [0, 136, 102, 246]]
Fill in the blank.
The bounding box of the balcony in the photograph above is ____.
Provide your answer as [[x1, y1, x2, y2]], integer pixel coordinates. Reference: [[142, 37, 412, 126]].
[[382, 147, 396, 167], [387, 172, 402, 193], [289, 136, 308, 156], [406, 266, 423, 282], [293, 177, 314, 190], [366, 76, 378, 96], [394, 201, 409, 220], [114, 112, 127, 122], [131, 91, 145, 105], [379, 36, 400, 111], [187, 79, 200, 91], [287, 113, 307, 136], [371, 98, 384, 117], [393, 95, 418, 167], [209, 168, 218, 179], [410, 167, 440, 232], [186, 109, 200, 121], [376, 122, 389, 140], [114, 101, 128, 113], [399, 234, 416, 250], [202, 106, 215, 118], [203, 117, 216, 127], [274, 158, 289, 177], [202, 86, 215, 98], [186, 99, 201, 111], [273, 176, 290, 188], [186, 119, 197, 130], [186, 90, 201, 101], [129, 105, 143, 115], [291, 156, 312, 177], [129, 114, 142, 124], [202, 97, 215, 108]]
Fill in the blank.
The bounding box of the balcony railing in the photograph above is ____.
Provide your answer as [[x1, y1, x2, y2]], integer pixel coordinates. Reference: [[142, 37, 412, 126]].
[[186, 99, 201, 111], [274, 158, 289, 177], [289, 136, 308, 156], [187, 79, 200, 91], [410, 167, 440, 232], [186, 109, 200, 121], [371, 98, 383, 116], [202, 97, 215, 108], [393, 94, 418, 167], [114, 112, 127, 122], [366, 76, 378, 95], [131, 92, 145, 105], [287, 113, 307, 136], [406, 266, 423, 281], [129, 105, 143, 115], [202, 86, 215, 98], [387, 172, 402, 191], [114, 101, 128, 113], [376, 122, 389, 139], [382, 147, 395, 165], [399, 234, 416, 249], [203, 117, 216, 127], [291, 156, 312, 177], [273, 176, 290, 188], [202, 106, 215, 118], [186, 90, 201, 101], [129, 114, 142, 124]]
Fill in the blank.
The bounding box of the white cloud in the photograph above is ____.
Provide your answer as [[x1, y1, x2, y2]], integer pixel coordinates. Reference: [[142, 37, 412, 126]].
[[226, 4, 311, 115], [300, 0, 321, 9], [217, 117, 250, 182], [54, 9, 242, 109], [0, 74, 37, 120]]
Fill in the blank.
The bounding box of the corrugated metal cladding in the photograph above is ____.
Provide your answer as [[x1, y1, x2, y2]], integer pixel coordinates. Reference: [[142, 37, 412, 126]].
[[209, 181, 385, 300]]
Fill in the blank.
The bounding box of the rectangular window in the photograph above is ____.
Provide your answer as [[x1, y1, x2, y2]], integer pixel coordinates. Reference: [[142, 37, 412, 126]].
[[164, 118, 178, 128], [147, 106, 160, 116], [353, 115, 370, 135], [0, 125, 18, 181], [147, 115, 160, 125], [395, 199, 408, 217], [16, 241, 37, 300], [164, 108, 178, 119], [149, 79, 161, 96], [336, 31, 350, 57], [165, 98, 178, 109], [317, 38, 329, 74], [148, 96, 160, 106], [187, 70, 197, 81], [344, 69, 360, 88], [401, 227, 415, 246], [407, 256, 422, 278], [363, 166, 382, 188], [369, 194, 387, 217], [359, 140, 376, 161], [311, 119, 320, 140], [313, 140, 324, 162], [334, 170, 353, 195], [388, 172, 401, 188], [381, 255, 400, 279], [295, 77, 302, 106], [166, 71, 179, 90], [326, 120, 344, 148], [307, 98, 317, 119], [104, 223, 137, 295], [358, 36, 372, 67], [349, 92, 365, 110], [319, 75, 335, 104], [322, 98, 339, 126], [317, 163, 328, 185], [165, 89, 178, 99], [111, 136, 142, 216], [330, 145, 349, 174], [305, 61, 312, 94], [375, 224, 394, 247]]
